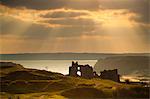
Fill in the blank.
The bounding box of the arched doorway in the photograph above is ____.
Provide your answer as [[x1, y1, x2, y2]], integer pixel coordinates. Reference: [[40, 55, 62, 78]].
[[77, 71, 81, 76]]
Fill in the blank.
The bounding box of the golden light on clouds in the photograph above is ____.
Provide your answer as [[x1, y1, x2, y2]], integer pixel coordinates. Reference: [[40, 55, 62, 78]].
[[0, 4, 137, 28], [0, 0, 149, 53]]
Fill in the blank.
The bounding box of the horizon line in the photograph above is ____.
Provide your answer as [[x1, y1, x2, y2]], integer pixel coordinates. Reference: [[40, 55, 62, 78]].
[[0, 52, 150, 54]]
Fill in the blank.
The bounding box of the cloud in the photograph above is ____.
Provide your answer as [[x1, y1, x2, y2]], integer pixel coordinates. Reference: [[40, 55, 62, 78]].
[[41, 11, 88, 18], [99, 0, 149, 25], [22, 24, 95, 39], [43, 18, 95, 26], [0, 0, 99, 10], [0, 0, 149, 53], [0, 15, 96, 39], [1, 0, 148, 25], [0, 14, 31, 35], [1, 4, 149, 39]]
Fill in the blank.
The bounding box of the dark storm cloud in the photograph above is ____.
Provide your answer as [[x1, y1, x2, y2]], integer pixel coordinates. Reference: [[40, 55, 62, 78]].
[[0, 0, 66, 10], [0, 0, 99, 10], [1, 0, 148, 12]]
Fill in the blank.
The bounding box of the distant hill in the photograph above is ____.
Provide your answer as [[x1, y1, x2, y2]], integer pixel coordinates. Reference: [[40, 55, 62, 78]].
[[0, 53, 149, 60], [94, 56, 150, 77]]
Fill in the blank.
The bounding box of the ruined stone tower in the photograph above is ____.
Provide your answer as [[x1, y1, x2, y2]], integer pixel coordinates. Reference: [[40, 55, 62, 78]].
[[69, 61, 78, 77], [69, 61, 94, 79]]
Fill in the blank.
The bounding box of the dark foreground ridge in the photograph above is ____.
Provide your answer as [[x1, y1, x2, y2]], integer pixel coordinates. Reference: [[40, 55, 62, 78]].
[[0, 62, 149, 99]]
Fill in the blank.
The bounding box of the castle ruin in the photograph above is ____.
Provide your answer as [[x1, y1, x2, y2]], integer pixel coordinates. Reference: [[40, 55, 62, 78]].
[[100, 69, 120, 82], [69, 61, 94, 79], [69, 61, 120, 82]]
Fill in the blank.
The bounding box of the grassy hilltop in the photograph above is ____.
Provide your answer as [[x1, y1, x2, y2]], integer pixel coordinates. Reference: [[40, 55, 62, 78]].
[[0, 62, 149, 99]]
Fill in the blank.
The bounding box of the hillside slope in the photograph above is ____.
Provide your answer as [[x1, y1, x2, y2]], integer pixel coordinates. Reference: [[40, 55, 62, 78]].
[[0, 62, 64, 80], [0, 62, 149, 99], [0, 62, 24, 77], [1, 77, 149, 99]]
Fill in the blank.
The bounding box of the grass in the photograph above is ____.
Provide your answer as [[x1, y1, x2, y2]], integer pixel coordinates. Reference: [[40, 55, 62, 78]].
[[1, 62, 149, 99], [1, 76, 149, 99]]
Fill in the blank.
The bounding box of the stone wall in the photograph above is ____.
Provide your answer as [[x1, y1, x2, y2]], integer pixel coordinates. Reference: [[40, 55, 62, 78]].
[[69, 61, 120, 82], [69, 61, 94, 79], [100, 69, 120, 82]]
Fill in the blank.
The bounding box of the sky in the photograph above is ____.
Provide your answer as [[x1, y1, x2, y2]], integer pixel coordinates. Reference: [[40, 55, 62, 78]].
[[0, 0, 149, 54]]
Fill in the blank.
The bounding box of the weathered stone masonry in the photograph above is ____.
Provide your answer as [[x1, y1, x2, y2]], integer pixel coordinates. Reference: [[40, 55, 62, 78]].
[[69, 61, 120, 82]]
